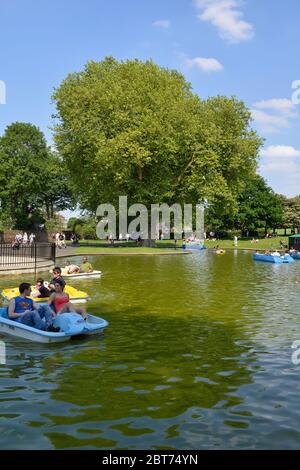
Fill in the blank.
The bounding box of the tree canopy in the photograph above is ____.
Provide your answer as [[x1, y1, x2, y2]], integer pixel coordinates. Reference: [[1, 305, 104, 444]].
[[52, 57, 263, 217], [0, 122, 75, 230], [234, 175, 283, 234], [280, 195, 300, 232]]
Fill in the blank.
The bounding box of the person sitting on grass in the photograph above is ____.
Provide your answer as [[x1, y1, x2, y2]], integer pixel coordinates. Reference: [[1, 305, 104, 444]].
[[31, 278, 51, 298], [48, 279, 87, 320], [63, 260, 80, 274], [8, 283, 60, 332], [80, 257, 94, 273]]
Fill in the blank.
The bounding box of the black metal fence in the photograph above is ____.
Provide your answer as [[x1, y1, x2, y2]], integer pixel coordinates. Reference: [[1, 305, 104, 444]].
[[0, 242, 56, 268]]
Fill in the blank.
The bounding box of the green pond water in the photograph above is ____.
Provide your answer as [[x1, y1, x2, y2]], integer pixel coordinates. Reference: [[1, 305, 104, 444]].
[[1, 250, 300, 450]]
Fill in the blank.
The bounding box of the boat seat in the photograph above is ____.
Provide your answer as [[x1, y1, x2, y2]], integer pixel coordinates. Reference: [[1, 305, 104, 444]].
[[0, 307, 9, 319]]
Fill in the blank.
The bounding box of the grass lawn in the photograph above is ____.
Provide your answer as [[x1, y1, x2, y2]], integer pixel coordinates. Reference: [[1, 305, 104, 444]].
[[70, 236, 290, 254], [206, 237, 289, 251], [73, 246, 184, 254]]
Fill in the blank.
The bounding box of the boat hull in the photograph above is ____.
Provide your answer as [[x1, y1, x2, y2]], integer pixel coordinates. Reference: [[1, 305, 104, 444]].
[[0, 309, 108, 344], [253, 253, 295, 264], [62, 270, 102, 280]]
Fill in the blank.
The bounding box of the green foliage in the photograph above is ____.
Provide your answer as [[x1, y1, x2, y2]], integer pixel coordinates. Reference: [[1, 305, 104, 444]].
[[234, 175, 283, 233], [44, 214, 66, 232], [67, 217, 79, 231], [81, 221, 97, 239], [52, 57, 262, 217], [66, 216, 96, 239], [280, 195, 300, 230], [0, 122, 75, 229]]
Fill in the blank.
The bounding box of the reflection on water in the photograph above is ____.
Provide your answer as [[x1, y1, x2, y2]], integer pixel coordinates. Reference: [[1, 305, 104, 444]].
[[1, 251, 300, 449]]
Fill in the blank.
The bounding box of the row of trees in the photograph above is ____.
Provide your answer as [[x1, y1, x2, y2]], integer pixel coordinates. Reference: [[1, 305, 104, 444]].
[[66, 180, 300, 239], [205, 174, 283, 235], [0, 122, 75, 230], [0, 57, 298, 236]]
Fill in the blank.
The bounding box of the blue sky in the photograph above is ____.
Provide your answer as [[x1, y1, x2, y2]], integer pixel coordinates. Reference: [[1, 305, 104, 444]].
[[1, 0, 300, 214]]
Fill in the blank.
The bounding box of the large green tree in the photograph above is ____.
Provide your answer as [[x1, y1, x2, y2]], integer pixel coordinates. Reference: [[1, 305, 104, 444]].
[[0, 122, 75, 229], [52, 57, 262, 222], [280, 195, 300, 233], [233, 175, 283, 234]]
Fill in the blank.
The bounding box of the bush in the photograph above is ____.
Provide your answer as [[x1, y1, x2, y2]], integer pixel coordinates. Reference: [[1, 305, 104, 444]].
[[81, 223, 97, 240]]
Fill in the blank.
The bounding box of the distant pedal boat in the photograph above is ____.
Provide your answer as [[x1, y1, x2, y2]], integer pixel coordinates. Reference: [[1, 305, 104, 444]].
[[61, 269, 102, 279], [253, 253, 295, 264]]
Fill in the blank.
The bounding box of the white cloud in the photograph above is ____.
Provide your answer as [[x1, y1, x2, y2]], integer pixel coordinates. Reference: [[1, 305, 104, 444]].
[[0, 80, 6, 105], [152, 20, 170, 29], [186, 56, 223, 72], [194, 0, 254, 43], [253, 98, 297, 117], [259, 145, 300, 196], [251, 98, 298, 133], [261, 145, 300, 159], [251, 109, 290, 133]]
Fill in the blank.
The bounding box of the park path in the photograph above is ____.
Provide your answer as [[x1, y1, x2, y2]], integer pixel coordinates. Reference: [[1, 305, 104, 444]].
[[55, 246, 76, 258]]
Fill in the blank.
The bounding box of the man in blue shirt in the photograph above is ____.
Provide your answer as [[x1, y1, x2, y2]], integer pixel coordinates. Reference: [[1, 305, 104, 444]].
[[8, 282, 60, 332]]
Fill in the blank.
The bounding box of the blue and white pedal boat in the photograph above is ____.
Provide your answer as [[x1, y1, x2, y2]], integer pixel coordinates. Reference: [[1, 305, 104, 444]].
[[253, 253, 295, 264], [0, 307, 108, 344]]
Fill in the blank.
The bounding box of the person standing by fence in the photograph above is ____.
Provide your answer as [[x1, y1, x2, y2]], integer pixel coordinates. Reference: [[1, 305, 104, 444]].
[[60, 232, 66, 248], [22, 232, 28, 244]]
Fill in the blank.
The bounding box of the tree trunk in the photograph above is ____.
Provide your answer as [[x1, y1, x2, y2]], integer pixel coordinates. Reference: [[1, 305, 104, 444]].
[[141, 215, 156, 247], [46, 202, 50, 220]]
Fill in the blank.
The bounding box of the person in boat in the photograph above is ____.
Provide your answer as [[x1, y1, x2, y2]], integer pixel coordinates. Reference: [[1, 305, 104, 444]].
[[8, 283, 60, 332], [31, 278, 51, 298], [271, 250, 280, 256], [80, 257, 94, 273], [48, 279, 87, 320], [49, 267, 66, 292], [64, 260, 80, 274]]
